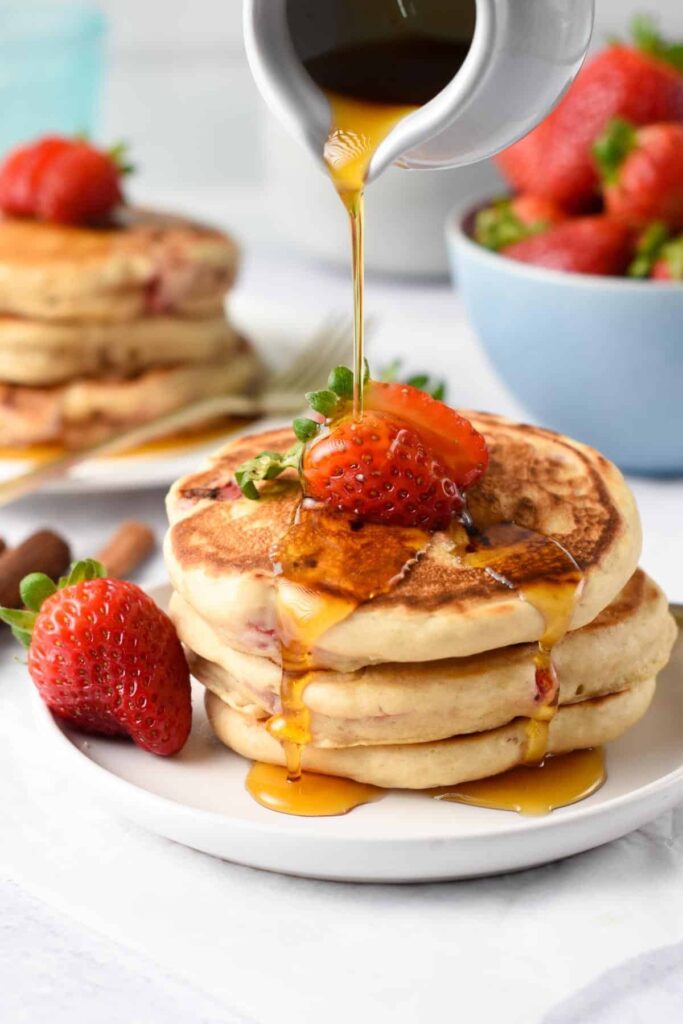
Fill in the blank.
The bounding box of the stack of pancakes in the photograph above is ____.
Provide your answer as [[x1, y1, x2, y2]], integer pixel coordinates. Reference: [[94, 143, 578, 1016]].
[[0, 209, 258, 448], [164, 413, 677, 790]]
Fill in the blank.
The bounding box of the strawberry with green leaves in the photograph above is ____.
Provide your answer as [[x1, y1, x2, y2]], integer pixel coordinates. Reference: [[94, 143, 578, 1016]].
[[475, 195, 567, 252], [496, 17, 683, 211], [0, 135, 131, 225], [0, 560, 191, 756], [235, 365, 488, 531], [595, 119, 683, 230]]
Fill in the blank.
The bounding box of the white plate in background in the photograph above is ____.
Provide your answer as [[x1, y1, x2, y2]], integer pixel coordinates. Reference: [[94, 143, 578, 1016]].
[[29, 585, 683, 883], [0, 296, 322, 494]]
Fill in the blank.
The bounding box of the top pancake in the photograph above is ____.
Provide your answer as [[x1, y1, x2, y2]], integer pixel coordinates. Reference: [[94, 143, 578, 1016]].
[[164, 413, 642, 669], [0, 207, 239, 322]]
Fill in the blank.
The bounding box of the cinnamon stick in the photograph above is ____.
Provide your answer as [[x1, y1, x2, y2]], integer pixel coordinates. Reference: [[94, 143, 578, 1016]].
[[95, 521, 155, 579], [0, 530, 71, 608]]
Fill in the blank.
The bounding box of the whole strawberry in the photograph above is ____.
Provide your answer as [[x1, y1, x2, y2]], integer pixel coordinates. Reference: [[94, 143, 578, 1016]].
[[0, 560, 191, 755], [235, 365, 488, 529], [595, 119, 683, 230], [0, 134, 128, 225], [496, 17, 683, 211], [502, 217, 633, 276]]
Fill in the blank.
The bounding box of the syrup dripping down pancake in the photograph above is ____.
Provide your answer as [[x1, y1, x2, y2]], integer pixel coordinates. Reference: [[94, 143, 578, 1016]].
[[172, 570, 677, 749], [205, 676, 656, 791]]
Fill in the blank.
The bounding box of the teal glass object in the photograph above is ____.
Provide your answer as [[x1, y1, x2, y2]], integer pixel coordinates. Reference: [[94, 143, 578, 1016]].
[[0, 3, 106, 156]]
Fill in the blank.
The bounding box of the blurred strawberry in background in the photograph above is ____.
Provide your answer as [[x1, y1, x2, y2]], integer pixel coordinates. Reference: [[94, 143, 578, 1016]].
[[496, 16, 683, 213]]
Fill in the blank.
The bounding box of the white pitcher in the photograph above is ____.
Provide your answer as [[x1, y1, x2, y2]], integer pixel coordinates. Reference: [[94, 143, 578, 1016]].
[[244, 0, 595, 182]]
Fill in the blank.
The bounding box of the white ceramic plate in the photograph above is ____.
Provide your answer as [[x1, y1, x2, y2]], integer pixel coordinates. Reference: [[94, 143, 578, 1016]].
[[29, 584, 683, 883], [0, 295, 317, 495]]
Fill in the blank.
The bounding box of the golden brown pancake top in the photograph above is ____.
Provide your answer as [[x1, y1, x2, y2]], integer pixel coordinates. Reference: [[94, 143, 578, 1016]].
[[167, 414, 635, 615]]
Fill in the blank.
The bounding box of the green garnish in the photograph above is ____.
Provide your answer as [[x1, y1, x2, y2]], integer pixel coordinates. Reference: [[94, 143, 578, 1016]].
[[474, 198, 548, 252], [628, 222, 670, 278], [630, 14, 683, 72], [0, 559, 105, 648], [593, 118, 638, 184]]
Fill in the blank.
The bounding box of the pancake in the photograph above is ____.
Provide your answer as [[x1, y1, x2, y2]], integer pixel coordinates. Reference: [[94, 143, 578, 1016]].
[[0, 208, 238, 322], [0, 314, 244, 386], [165, 415, 642, 669], [0, 346, 259, 448], [205, 676, 656, 789], [176, 570, 677, 748]]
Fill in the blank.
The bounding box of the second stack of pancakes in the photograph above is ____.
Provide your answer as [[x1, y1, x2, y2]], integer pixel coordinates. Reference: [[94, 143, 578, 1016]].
[[165, 413, 676, 789], [0, 209, 258, 449]]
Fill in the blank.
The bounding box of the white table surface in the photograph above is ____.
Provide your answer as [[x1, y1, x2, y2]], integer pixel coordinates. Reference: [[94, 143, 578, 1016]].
[[1, 249, 682, 1024]]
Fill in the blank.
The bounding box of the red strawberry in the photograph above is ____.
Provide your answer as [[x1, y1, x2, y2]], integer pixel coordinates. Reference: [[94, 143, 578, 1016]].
[[0, 136, 74, 217], [37, 142, 123, 224], [0, 560, 191, 756], [496, 21, 683, 211], [502, 217, 634, 276], [363, 380, 488, 489], [475, 195, 567, 251], [595, 120, 683, 230], [234, 367, 488, 530], [0, 134, 127, 225], [301, 410, 464, 529]]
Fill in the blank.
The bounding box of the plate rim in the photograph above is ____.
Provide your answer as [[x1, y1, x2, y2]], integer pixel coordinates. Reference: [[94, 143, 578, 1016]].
[[30, 663, 683, 849]]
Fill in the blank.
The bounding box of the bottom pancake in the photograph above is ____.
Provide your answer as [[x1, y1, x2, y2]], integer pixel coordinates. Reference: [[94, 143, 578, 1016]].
[[0, 345, 259, 447], [205, 678, 655, 789]]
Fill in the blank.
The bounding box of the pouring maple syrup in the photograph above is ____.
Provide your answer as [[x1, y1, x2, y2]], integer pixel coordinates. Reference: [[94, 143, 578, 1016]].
[[302, 25, 471, 416], [245, 6, 602, 818]]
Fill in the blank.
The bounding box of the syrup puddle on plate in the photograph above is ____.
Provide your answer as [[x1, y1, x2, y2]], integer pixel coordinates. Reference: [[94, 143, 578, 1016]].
[[246, 762, 383, 817], [431, 748, 606, 817]]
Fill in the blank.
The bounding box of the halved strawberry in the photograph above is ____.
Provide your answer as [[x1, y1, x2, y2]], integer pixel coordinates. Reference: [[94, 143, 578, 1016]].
[[235, 364, 488, 530], [364, 380, 488, 489]]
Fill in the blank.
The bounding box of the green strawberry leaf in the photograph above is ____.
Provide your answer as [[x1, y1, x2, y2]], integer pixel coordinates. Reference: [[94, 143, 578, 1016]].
[[628, 222, 670, 278], [327, 365, 354, 398], [62, 559, 106, 587], [593, 118, 638, 184], [20, 573, 57, 612], [631, 15, 683, 72], [305, 389, 340, 418], [661, 236, 683, 280], [234, 443, 303, 501], [474, 198, 548, 252], [292, 417, 319, 442]]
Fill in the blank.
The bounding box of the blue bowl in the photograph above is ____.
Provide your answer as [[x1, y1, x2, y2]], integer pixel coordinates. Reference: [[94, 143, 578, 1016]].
[[446, 198, 683, 475]]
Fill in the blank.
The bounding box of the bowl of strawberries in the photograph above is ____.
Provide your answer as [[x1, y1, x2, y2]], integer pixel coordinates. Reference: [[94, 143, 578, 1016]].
[[447, 16, 683, 475]]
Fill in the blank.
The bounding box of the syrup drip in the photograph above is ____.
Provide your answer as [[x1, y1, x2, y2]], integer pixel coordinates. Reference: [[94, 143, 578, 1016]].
[[459, 521, 584, 765], [431, 748, 605, 817], [322, 93, 415, 418], [250, 507, 430, 812]]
